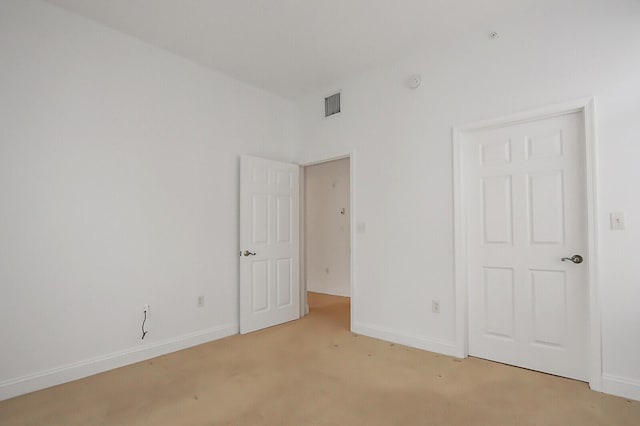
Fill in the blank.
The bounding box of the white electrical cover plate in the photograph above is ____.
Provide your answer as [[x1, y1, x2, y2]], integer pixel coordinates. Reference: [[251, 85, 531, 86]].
[[610, 212, 625, 230]]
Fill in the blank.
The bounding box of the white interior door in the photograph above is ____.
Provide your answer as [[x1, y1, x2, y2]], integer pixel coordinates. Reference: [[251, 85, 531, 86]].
[[465, 111, 588, 381], [240, 155, 300, 334]]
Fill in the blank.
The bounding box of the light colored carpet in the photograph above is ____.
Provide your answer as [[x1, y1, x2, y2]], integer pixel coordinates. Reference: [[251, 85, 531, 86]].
[[1, 292, 638, 425]]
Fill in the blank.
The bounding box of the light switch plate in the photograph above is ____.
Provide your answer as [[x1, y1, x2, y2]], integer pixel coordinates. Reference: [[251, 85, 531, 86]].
[[610, 212, 625, 230]]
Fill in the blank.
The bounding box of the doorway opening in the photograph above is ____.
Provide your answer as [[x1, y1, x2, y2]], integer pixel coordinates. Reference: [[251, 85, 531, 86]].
[[301, 157, 352, 331]]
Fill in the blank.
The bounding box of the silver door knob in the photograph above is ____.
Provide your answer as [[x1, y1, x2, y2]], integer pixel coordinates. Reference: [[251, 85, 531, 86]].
[[561, 254, 583, 264], [243, 250, 256, 257]]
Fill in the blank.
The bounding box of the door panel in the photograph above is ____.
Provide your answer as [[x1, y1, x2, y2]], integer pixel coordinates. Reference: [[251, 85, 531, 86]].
[[526, 131, 563, 159], [240, 155, 300, 334], [276, 195, 292, 243], [480, 138, 512, 165], [276, 258, 293, 307], [252, 260, 269, 312], [252, 194, 269, 244], [530, 269, 566, 347], [481, 175, 513, 244], [483, 267, 515, 339], [467, 112, 588, 381], [528, 171, 565, 244]]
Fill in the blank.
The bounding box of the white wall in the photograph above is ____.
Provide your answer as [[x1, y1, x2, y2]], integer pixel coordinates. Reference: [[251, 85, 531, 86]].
[[294, 0, 640, 399], [0, 0, 294, 399], [305, 158, 351, 297]]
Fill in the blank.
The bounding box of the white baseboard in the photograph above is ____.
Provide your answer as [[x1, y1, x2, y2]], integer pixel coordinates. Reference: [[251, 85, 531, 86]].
[[308, 289, 351, 298], [601, 374, 640, 401], [352, 322, 458, 357], [0, 323, 238, 401]]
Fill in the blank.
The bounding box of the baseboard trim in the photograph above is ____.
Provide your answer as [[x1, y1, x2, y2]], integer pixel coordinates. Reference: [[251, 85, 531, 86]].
[[352, 322, 458, 357], [0, 323, 238, 401], [601, 374, 640, 401], [308, 289, 351, 298]]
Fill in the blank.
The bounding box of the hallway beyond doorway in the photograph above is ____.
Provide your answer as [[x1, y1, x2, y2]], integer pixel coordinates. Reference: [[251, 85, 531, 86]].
[[308, 291, 350, 331]]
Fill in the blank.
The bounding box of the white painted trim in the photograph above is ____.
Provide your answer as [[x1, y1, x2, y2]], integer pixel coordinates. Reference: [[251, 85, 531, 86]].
[[455, 98, 593, 131], [353, 322, 458, 357], [299, 166, 308, 317], [452, 98, 603, 387], [301, 153, 350, 167], [583, 99, 603, 392], [299, 151, 355, 330], [349, 152, 356, 330], [601, 374, 640, 401], [308, 288, 351, 298], [0, 323, 238, 401], [452, 125, 468, 359]]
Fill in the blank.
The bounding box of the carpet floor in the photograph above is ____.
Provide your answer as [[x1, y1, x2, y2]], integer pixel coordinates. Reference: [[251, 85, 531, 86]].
[[1, 292, 638, 425]]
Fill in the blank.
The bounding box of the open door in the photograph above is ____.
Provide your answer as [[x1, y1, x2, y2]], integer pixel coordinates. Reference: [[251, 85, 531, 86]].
[[240, 155, 300, 334]]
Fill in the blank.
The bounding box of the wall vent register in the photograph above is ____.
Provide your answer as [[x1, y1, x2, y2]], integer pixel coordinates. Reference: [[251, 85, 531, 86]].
[[325, 92, 341, 117]]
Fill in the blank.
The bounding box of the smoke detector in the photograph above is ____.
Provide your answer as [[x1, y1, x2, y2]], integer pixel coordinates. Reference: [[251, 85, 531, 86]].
[[489, 31, 500, 39]]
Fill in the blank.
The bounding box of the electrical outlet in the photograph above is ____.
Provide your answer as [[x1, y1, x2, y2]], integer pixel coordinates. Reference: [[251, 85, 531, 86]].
[[197, 296, 205, 308], [432, 300, 440, 314]]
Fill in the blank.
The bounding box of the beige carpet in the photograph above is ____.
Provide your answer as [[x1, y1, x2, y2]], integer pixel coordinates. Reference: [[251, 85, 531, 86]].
[[1, 292, 638, 425]]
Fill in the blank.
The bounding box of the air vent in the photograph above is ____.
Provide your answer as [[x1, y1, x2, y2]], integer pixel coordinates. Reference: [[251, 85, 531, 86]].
[[324, 92, 341, 117]]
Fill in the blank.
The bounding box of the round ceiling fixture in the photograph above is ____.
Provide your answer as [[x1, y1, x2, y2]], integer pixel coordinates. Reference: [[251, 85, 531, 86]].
[[489, 31, 500, 39]]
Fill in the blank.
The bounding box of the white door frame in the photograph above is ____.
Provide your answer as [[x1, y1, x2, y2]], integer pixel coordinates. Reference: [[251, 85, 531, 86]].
[[299, 151, 356, 330], [453, 98, 602, 390]]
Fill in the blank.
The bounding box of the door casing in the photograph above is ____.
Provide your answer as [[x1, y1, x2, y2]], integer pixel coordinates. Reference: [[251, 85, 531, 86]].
[[453, 98, 601, 390]]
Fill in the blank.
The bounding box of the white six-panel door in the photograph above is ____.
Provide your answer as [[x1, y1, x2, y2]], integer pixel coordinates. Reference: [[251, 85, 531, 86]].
[[240, 155, 300, 334], [465, 112, 588, 381]]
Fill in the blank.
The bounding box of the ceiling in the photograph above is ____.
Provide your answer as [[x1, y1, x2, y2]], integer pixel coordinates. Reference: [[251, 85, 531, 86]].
[[45, 0, 562, 99]]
